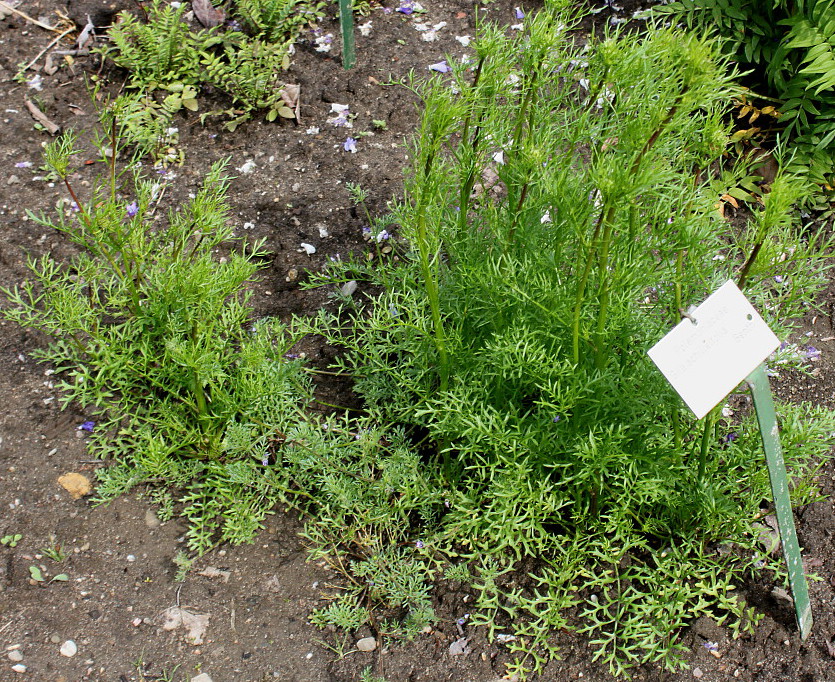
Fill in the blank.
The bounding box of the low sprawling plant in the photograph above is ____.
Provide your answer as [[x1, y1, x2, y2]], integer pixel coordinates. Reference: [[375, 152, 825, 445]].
[[654, 0, 835, 190], [307, 3, 834, 675]]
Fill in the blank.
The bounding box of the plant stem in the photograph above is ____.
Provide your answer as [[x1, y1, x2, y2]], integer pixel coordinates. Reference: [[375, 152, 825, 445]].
[[416, 149, 449, 392]]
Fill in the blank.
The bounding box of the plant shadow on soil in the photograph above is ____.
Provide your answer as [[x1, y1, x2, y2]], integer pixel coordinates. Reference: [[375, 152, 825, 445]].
[[1, 0, 835, 680]]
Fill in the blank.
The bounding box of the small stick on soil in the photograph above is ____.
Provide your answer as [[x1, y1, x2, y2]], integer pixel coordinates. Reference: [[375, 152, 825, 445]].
[[24, 98, 60, 135], [20, 27, 74, 73], [0, 1, 61, 31]]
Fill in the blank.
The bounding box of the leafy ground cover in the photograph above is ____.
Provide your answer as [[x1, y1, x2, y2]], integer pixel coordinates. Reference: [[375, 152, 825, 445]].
[[1, 0, 835, 681]]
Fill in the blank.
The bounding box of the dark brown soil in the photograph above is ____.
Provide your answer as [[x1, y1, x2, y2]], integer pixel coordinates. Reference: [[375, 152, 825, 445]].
[[1, 1, 835, 681]]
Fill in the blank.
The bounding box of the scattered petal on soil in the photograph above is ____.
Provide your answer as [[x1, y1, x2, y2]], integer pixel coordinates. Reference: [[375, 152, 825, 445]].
[[429, 60, 450, 73], [343, 137, 358, 153], [359, 20, 372, 36], [236, 159, 256, 174], [455, 35, 472, 46], [300, 243, 316, 255], [314, 33, 333, 52]]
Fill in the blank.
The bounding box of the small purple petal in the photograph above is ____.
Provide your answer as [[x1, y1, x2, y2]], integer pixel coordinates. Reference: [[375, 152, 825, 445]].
[[722, 432, 737, 444], [429, 60, 450, 73], [78, 421, 95, 432], [415, 540, 425, 549], [773, 275, 784, 283], [396, 0, 414, 14], [343, 137, 357, 153], [514, 6, 525, 19], [126, 201, 139, 218], [15, 161, 32, 168], [806, 346, 821, 360]]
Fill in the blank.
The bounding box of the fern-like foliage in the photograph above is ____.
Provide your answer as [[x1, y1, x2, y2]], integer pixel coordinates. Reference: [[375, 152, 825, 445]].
[[656, 0, 835, 186], [102, 0, 216, 87], [234, 0, 326, 43]]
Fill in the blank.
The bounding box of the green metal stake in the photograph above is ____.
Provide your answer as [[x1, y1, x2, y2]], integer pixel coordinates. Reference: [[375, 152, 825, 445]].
[[338, 0, 356, 69], [746, 363, 812, 641]]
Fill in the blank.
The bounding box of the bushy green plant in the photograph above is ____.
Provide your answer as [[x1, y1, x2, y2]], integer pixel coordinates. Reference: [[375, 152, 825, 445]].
[[102, 0, 215, 89], [307, 5, 833, 675], [0, 129, 313, 552], [654, 0, 835, 188], [234, 0, 326, 43], [98, 0, 310, 135]]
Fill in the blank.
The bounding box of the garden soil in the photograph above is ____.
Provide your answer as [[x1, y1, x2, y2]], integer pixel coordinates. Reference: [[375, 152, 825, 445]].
[[1, 0, 835, 680]]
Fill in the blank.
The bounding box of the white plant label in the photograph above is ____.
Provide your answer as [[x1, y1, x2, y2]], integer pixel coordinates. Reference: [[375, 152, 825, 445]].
[[648, 280, 779, 420]]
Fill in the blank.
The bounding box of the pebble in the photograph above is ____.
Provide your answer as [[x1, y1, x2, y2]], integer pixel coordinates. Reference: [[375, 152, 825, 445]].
[[356, 637, 377, 652], [144, 509, 160, 528], [11, 663, 26, 673], [692, 667, 703, 679], [8, 650, 23, 662], [60, 640, 78, 657], [191, 674, 214, 682], [49, 635, 62, 644], [126, 555, 136, 562], [7, 175, 20, 185]]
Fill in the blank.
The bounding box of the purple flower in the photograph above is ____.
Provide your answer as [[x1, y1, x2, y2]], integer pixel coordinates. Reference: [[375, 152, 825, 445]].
[[722, 432, 737, 444], [261, 455, 269, 466], [773, 275, 784, 283], [78, 421, 95, 432], [376, 230, 391, 242], [806, 346, 821, 360], [362, 226, 372, 236], [514, 6, 525, 19], [429, 60, 450, 73], [126, 201, 139, 218], [396, 0, 414, 14], [702, 641, 719, 653], [15, 161, 32, 169], [343, 137, 357, 153], [552, 415, 561, 423], [69, 201, 80, 213], [415, 540, 425, 549]]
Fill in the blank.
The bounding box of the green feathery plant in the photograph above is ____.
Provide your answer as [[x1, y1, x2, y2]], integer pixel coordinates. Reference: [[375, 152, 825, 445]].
[[234, 0, 326, 43], [306, 3, 834, 675], [0, 126, 314, 553], [654, 0, 835, 192]]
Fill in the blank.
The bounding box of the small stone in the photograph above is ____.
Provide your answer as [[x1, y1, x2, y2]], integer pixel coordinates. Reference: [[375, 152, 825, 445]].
[[49, 635, 62, 644], [57, 473, 91, 499], [8, 650, 23, 662], [11, 663, 26, 673], [7, 175, 20, 185], [190, 674, 214, 682], [340, 280, 357, 297], [60, 640, 77, 657], [144, 509, 160, 528], [285, 268, 297, 282], [126, 555, 136, 562], [692, 667, 703, 679], [356, 637, 377, 652]]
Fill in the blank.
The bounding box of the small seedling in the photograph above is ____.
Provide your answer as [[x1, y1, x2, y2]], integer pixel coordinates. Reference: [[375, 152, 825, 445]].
[[41, 536, 67, 562], [372, 119, 388, 130], [1, 533, 22, 548]]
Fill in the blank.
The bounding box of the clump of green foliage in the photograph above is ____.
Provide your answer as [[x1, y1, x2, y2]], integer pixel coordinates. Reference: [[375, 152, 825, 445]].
[[654, 0, 835, 190], [307, 4, 834, 676], [0, 129, 313, 553], [98, 0, 321, 134]]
